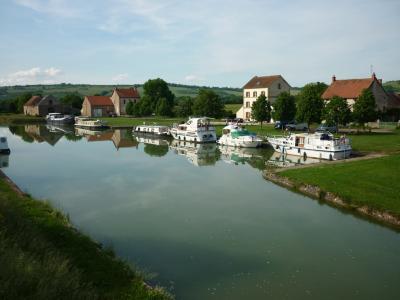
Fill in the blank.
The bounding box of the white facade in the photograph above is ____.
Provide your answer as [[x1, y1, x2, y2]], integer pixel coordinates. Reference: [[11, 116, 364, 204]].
[[236, 76, 291, 121]]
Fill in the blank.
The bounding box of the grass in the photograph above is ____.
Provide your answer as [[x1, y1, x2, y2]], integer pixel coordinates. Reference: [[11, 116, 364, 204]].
[[346, 130, 400, 154], [279, 154, 400, 217], [0, 176, 172, 300], [0, 114, 45, 124]]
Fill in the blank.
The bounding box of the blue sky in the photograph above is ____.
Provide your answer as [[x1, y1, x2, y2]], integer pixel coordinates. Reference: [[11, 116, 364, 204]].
[[0, 0, 399, 87]]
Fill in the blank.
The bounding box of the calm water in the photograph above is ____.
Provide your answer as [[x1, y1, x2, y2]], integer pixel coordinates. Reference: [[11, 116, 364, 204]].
[[1, 125, 400, 300]]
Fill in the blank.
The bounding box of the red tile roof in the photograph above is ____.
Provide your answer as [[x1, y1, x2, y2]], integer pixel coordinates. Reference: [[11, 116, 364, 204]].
[[243, 75, 282, 89], [322, 77, 374, 99], [85, 96, 113, 106], [115, 87, 140, 98], [24, 96, 42, 107]]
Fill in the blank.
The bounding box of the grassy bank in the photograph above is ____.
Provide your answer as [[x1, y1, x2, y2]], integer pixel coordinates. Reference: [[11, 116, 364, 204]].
[[0, 174, 171, 300], [0, 114, 45, 125], [278, 154, 400, 218]]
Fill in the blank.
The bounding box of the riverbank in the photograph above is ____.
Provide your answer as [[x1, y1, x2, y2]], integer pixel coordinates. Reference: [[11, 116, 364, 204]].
[[263, 154, 400, 228], [0, 170, 172, 300]]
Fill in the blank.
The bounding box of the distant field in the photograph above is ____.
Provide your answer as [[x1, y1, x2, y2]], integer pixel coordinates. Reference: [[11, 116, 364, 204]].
[[224, 103, 242, 113], [0, 83, 242, 101]]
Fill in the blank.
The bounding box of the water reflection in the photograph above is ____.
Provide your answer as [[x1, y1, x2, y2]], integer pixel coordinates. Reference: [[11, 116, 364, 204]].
[[266, 152, 322, 168], [0, 155, 9, 168], [170, 140, 219, 166], [7, 125, 323, 170]]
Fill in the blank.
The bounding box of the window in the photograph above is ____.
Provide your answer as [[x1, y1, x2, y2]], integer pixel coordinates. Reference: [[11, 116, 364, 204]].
[[261, 91, 265, 96], [246, 101, 250, 108], [245, 91, 250, 97], [124, 100, 126, 105], [245, 112, 251, 119], [49, 100, 53, 105], [253, 91, 257, 97], [278, 83, 281, 90]]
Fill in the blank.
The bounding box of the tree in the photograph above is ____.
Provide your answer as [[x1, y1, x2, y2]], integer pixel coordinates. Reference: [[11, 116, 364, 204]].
[[251, 94, 271, 128], [322, 96, 351, 127], [273, 92, 296, 122], [125, 101, 134, 115], [155, 98, 172, 116], [353, 89, 377, 128], [16, 92, 33, 113], [296, 82, 327, 127], [60, 93, 83, 110], [175, 96, 193, 117], [192, 89, 224, 118], [142, 78, 175, 115]]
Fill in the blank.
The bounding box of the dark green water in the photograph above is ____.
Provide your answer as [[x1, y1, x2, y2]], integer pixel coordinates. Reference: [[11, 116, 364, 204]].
[[1, 125, 400, 300]]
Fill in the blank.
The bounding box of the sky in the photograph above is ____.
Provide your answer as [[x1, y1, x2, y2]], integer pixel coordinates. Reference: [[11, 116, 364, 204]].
[[0, 0, 399, 87]]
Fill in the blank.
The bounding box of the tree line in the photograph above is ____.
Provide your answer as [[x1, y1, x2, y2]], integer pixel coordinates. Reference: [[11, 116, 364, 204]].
[[251, 82, 379, 128], [126, 78, 230, 118]]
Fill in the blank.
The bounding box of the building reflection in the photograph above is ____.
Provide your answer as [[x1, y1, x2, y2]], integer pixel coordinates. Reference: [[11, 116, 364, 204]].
[[76, 128, 139, 150]]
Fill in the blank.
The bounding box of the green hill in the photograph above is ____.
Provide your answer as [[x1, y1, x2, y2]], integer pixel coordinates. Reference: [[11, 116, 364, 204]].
[[383, 81, 400, 93], [0, 83, 242, 103]]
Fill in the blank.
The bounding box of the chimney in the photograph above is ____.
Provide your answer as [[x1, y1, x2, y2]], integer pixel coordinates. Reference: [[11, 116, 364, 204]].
[[332, 75, 336, 83]]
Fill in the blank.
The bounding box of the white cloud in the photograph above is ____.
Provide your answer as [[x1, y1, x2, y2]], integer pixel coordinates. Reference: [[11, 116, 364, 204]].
[[184, 75, 204, 84], [112, 73, 129, 83], [0, 67, 63, 86], [14, 0, 85, 18]]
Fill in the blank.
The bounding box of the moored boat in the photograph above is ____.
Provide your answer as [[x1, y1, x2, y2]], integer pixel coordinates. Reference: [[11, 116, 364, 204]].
[[218, 124, 262, 148], [133, 125, 170, 136], [170, 117, 216, 143], [268, 132, 351, 160], [0, 136, 10, 154], [75, 117, 109, 129], [46, 113, 75, 125]]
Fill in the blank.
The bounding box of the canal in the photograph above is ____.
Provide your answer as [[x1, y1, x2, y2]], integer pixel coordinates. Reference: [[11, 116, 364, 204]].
[[1, 125, 399, 299]]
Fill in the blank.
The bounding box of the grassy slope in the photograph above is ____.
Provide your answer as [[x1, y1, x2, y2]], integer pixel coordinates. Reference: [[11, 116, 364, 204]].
[[279, 155, 400, 216], [0, 176, 171, 300], [224, 103, 242, 113]]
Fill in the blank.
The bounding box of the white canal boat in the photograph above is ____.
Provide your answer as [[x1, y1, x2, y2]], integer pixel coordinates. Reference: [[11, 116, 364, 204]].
[[75, 117, 109, 129], [218, 124, 262, 148], [170, 117, 216, 143], [46, 113, 75, 125], [0, 137, 10, 154], [133, 125, 170, 136], [268, 132, 351, 160]]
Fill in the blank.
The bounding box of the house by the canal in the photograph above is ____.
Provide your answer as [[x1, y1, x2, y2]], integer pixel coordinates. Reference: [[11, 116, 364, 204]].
[[23, 95, 62, 116], [322, 73, 392, 111], [81, 96, 115, 117], [110, 87, 140, 116], [236, 75, 291, 121]]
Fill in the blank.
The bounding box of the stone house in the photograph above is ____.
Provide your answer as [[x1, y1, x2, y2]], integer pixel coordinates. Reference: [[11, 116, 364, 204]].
[[322, 73, 392, 111], [110, 87, 140, 116], [236, 75, 291, 121], [23, 95, 62, 116], [81, 96, 115, 117]]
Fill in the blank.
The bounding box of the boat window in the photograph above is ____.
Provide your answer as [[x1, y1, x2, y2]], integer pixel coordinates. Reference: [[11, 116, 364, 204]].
[[0, 137, 6, 143]]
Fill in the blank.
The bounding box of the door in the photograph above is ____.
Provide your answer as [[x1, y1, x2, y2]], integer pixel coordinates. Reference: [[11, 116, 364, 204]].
[[93, 108, 103, 117]]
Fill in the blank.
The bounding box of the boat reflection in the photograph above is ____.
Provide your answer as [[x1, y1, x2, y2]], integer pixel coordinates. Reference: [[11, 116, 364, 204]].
[[266, 152, 321, 168], [170, 140, 219, 166], [219, 145, 274, 170], [0, 155, 9, 168]]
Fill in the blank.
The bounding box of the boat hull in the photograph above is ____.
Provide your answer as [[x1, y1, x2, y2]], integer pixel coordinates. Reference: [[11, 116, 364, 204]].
[[218, 136, 262, 148], [269, 141, 351, 160], [170, 130, 216, 143]]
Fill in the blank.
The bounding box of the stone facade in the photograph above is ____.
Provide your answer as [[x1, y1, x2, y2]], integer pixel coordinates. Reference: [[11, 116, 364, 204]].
[[81, 96, 115, 117], [23, 95, 62, 116], [110, 88, 140, 116]]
